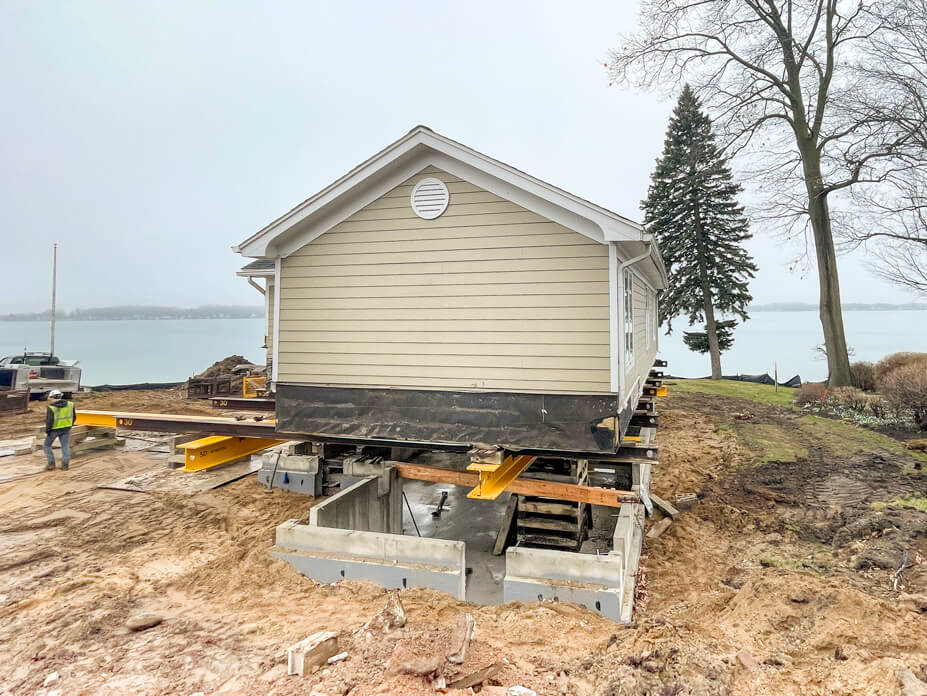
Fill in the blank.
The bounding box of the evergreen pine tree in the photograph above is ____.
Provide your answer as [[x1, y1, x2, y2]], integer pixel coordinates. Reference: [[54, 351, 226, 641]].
[[642, 85, 757, 379]]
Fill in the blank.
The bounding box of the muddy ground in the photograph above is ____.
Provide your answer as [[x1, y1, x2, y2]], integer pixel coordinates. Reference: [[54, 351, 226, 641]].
[[1, 388, 926, 695]]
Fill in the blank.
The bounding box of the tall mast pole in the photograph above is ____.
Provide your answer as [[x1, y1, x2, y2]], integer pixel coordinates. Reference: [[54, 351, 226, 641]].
[[50, 243, 57, 356]]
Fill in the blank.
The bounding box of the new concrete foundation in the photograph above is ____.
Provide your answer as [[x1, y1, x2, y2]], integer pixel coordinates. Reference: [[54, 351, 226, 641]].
[[503, 502, 644, 623], [309, 472, 402, 534], [271, 469, 466, 598], [271, 457, 645, 623]]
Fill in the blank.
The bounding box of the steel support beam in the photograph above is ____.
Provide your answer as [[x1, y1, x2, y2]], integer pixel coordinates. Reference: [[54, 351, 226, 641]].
[[75, 409, 650, 461], [177, 435, 286, 472], [466, 454, 536, 501]]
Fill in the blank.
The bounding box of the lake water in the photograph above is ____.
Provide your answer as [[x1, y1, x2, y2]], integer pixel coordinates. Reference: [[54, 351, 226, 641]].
[[0, 318, 266, 386], [658, 310, 926, 382], [0, 311, 923, 386]]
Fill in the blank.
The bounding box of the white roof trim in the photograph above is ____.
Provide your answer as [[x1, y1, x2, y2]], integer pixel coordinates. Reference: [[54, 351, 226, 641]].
[[234, 126, 646, 259]]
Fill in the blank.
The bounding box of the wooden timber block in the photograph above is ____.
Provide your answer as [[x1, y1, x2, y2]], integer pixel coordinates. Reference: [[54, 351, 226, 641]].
[[493, 496, 518, 556], [287, 631, 339, 676], [650, 493, 679, 519], [647, 517, 673, 539], [516, 532, 581, 550]]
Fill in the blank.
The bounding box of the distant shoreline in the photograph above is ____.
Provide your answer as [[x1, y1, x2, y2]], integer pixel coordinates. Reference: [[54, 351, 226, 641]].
[[750, 303, 926, 312], [0, 305, 263, 322]]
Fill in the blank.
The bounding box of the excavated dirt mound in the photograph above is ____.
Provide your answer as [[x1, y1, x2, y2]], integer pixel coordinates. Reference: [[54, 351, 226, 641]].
[[194, 355, 251, 379]]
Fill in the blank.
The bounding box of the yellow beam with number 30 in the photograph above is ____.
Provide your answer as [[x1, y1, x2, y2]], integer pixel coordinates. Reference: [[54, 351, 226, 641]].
[[178, 435, 284, 472]]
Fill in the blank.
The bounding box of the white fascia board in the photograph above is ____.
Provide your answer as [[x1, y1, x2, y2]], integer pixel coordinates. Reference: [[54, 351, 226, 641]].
[[608, 243, 619, 393], [236, 127, 648, 258], [616, 261, 626, 399], [272, 257, 281, 383]]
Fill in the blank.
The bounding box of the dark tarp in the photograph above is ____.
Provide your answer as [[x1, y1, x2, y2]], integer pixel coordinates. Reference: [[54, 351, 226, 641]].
[[671, 373, 802, 388], [276, 383, 622, 454]]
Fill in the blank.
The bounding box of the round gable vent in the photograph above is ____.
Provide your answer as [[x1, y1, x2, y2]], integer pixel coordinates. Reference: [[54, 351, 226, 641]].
[[410, 177, 450, 220]]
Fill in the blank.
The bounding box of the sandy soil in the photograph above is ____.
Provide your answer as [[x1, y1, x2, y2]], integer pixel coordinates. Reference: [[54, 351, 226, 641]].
[[1, 389, 926, 695]]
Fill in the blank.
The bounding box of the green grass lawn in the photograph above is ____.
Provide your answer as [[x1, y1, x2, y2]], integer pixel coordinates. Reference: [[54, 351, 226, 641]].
[[670, 378, 927, 467], [668, 378, 797, 408]]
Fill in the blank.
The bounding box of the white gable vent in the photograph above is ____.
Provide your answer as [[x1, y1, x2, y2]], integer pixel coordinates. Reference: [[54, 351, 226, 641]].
[[410, 177, 450, 220]]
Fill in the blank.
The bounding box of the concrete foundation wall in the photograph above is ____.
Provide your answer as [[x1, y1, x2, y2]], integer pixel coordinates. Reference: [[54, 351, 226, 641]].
[[309, 472, 402, 534], [273, 519, 466, 599], [504, 546, 625, 619]]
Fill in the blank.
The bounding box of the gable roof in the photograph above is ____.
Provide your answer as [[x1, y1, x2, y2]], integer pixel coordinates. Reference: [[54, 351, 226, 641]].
[[234, 126, 653, 259]]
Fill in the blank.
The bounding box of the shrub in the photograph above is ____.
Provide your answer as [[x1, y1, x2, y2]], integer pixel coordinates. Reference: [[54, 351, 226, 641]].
[[849, 361, 876, 391], [874, 352, 927, 385], [865, 394, 887, 419], [880, 361, 927, 429], [829, 386, 869, 412], [795, 382, 827, 405]]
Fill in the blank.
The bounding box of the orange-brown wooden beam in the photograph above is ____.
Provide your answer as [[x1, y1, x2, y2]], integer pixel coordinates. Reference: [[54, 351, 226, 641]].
[[395, 462, 638, 509]]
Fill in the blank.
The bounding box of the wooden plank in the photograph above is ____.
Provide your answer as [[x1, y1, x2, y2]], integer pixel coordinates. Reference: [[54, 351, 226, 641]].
[[394, 463, 634, 508], [517, 516, 580, 533], [492, 496, 518, 556], [650, 493, 680, 520], [519, 500, 579, 516], [516, 532, 578, 549], [647, 517, 673, 539]]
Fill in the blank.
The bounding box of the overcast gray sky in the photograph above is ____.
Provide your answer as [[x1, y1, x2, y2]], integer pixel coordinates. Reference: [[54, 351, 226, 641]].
[[0, 1, 918, 315]]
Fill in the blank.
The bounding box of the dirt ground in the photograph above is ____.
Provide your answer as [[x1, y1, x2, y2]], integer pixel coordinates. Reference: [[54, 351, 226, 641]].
[[1, 388, 926, 695]]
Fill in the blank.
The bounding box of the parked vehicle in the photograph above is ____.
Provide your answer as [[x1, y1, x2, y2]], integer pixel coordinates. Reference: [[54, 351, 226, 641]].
[[0, 352, 81, 399]]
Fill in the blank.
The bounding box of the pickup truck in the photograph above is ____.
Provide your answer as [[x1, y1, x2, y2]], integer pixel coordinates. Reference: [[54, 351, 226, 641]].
[[0, 352, 82, 399]]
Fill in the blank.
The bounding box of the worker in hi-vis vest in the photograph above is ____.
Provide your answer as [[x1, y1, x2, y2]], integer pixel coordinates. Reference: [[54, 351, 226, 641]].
[[44, 389, 74, 471]]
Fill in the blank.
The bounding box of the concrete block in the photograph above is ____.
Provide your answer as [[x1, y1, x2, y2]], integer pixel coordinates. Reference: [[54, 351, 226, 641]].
[[259, 451, 323, 495], [614, 503, 644, 623], [273, 519, 466, 599], [504, 546, 625, 620], [287, 631, 339, 676]]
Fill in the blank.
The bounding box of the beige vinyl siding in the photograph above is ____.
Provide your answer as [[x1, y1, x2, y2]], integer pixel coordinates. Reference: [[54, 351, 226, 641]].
[[278, 166, 611, 394], [628, 272, 658, 396]]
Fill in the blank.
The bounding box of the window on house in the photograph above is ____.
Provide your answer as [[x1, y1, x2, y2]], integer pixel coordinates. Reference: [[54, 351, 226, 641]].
[[645, 293, 653, 350], [624, 272, 634, 372]]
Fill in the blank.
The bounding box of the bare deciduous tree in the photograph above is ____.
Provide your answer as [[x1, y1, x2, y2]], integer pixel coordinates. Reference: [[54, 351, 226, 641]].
[[608, 1, 911, 386], [842, 1, 927, 294]]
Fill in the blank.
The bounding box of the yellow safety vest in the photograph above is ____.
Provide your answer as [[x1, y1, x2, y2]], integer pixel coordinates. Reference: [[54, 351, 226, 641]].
[[49, 402, 74, 430]]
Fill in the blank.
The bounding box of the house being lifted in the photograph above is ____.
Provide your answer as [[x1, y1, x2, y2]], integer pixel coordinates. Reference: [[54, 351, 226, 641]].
[[235, 126, 668, 621]]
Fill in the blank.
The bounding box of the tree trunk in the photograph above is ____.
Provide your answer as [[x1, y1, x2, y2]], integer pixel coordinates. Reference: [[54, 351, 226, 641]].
[[796, 141, 853, 387], [692, 197, 723, 379]]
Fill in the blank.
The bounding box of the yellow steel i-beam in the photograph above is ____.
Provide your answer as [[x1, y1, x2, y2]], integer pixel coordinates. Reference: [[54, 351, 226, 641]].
[[466, 454, 536, 501], [74, 412, 118, 428], [178, 436, 285, 472]]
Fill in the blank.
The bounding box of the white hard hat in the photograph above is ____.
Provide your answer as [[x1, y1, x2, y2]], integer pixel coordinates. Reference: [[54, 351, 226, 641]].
[[49, 389, 63, 399]]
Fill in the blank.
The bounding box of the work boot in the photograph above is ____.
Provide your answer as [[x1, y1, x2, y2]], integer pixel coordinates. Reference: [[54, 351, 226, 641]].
[[61, 463, 69, 471], [45, 462, 55, 471]]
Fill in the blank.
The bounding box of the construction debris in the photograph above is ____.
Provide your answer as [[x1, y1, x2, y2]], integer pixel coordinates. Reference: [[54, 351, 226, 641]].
[[287, 631, 340, 676], [362, 591, 406, 633], [446, 662, 502, 690], [446, 614, 475, 664], [675, 492, 698, 510], [646, 517, 673, 539], [650, 493, 679, 519]]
